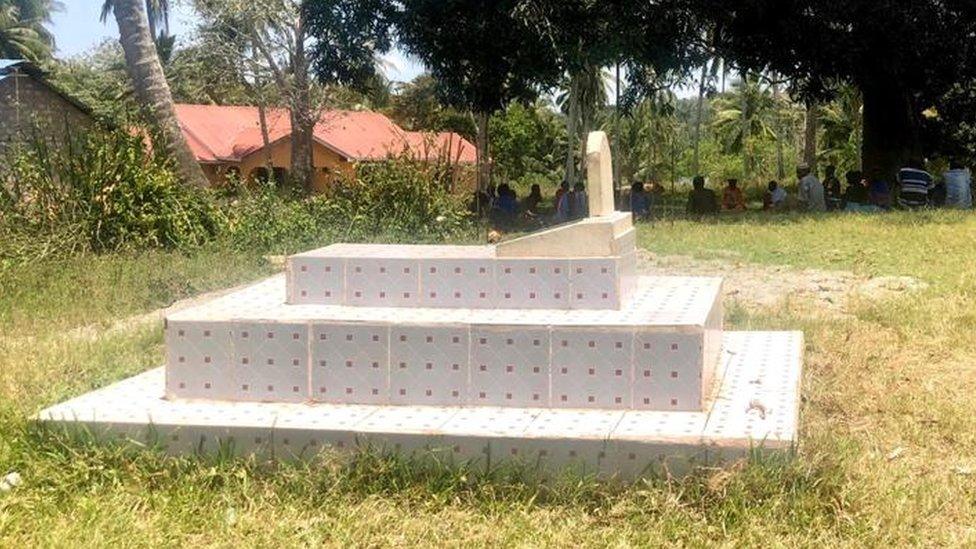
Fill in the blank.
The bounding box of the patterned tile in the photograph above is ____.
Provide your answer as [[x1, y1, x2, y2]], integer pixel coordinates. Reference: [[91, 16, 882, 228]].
[[310, 323, 390, 404], [389, 326, 469, 405], [345, 258, 420, 307], [419, 258, 496, 308], [165, 320, 236, 400], [569, 258, 619, 309], [496, 259, 571, 309], [287, 256, 344, 305], [633, 331, 704, 411], [550, 329, 633, 409], [469, 327, 550, 407], [233, 322, 309, 403]]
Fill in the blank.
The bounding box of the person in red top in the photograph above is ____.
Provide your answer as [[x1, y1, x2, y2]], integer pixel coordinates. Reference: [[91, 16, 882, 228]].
[[722, 179, 747, 211]]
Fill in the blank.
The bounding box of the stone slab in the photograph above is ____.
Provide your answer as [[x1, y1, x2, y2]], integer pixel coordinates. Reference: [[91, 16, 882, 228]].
[[38, 331, 802, 480], [495, 212, 634, 259]]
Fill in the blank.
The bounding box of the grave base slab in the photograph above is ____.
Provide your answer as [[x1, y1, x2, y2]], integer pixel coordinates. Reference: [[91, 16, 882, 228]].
[[37, 331, 802, 480]]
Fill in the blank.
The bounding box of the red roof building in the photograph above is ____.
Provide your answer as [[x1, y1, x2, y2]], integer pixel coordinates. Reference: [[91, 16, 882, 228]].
[[174, 104, 477, 191]]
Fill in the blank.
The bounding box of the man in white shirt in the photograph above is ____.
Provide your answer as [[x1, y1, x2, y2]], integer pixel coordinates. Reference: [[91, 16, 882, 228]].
[[797, 164, 826, 212]]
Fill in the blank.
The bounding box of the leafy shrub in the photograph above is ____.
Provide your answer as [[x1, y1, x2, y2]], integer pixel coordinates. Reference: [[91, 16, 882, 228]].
[[1, 128, 224, 263], [222, 156, 474, 254]]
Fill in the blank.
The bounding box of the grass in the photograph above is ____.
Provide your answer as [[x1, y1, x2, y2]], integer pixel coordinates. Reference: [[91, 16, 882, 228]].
[[1, 212, 975, 546]]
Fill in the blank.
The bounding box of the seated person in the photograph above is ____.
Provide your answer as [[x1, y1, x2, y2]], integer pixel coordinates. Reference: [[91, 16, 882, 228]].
[[571, 182, 589, 219], [763, 180, 787, 210], [869, 179, 893, 210], [554, 181, 572, 222], [687, 175, 719, 215], [823, 165, 843, 211], [630, 181, 650, 220], [491, 183, 518, 229], [843, 170, 868, 207], [522, 183, 543, 215], [722, 179, 747, 211], [897, 160, 933, 209], [944, 160, 974, 209]]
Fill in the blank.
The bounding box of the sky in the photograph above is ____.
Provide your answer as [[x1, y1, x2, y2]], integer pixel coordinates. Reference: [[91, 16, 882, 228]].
[[49, 0, 427, 84]]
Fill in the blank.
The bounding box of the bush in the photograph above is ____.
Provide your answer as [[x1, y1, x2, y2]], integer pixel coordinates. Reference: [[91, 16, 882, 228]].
[[1, 128, 224, 263], [221, 157, 475, 254], [1, 131, 476, 265]]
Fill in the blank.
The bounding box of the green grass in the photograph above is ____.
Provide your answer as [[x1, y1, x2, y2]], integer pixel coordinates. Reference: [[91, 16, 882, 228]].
[[1, 214, 976, 546]]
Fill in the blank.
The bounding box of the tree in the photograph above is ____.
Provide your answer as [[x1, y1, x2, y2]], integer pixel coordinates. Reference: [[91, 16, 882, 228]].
[[394, 0, 562, 191], [0, 0, 60, 61], [387, 74, 476, 139], [710, 74, 776, 180], [110, 0, 208, 187], [697, 0, 976, 181], [101, 0, 169, 42]]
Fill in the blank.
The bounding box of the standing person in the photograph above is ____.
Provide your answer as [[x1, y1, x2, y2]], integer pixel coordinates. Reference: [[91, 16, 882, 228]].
[[823, 165, 843, 210], [722, 179, 747, 211], [630, 181, 650, 220], [686, 175, 719, 215], [554, 180, 572, 222], [897, 159, 933, 209], [944, 160, 973, 209], [522, 183, 544, 215], [797, 164, 826, 212]]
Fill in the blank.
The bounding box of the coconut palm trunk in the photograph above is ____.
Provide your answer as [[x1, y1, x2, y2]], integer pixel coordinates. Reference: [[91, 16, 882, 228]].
[[563, 77, 580, 185], [111, 0, 207, 187]]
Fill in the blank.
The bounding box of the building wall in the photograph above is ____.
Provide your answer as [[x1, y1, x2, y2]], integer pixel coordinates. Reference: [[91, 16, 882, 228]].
[[0, 75, 93, 153], [198, 137, 475, 194]]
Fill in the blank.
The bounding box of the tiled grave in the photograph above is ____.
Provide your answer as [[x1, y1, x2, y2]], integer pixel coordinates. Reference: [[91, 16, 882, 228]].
[[37, 131, 803, 479], [38, 331, 801, 479]]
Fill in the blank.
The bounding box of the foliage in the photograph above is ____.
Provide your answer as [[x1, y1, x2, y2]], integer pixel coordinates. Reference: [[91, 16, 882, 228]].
[[696, 0, 976, 178], [489, 101, 566, 185], [393, 0, 560, 116], [387, 74, 476, 139], [0, 128, 224, 263], [0, 0, 59, 61], [224, 158, 472, 253]]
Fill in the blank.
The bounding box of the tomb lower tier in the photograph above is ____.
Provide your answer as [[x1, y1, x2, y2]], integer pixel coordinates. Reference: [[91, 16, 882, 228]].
[[164, 274, 723, 412]]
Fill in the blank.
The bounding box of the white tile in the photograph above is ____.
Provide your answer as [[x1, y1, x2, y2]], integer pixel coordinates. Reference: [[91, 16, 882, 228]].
[[165, 320, 236, 400], [419, 258, 496, 308], [288, 256, 344, 305], [633, 331, 704, 411], [569, 258, 619, 309], [389, 326, 469, 405], [550, 329, 633, 409], [233, 322, 309, 403], [469, 327, 550, 407], [496, 259, 571, 309], [310, 323, 389, 404], [345, 258, 420, 307]]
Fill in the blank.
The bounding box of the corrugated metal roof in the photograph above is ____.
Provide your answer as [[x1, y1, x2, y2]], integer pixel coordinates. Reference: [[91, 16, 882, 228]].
[[0, 59, 27, 73]]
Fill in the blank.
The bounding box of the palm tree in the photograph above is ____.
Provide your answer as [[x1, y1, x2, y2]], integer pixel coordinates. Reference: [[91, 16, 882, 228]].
[[110, 0, 207, 187], [556, 63, 611, 184], [711, 74, 776, 181], [0, 0, 60, 60], [820, 86, 864, 173], [101, 0, 169, 41]]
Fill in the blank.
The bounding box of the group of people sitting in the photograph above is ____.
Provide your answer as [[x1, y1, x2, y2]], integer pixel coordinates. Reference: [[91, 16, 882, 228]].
[[687, 160, 975, 215], [473, 179, 590, 229]]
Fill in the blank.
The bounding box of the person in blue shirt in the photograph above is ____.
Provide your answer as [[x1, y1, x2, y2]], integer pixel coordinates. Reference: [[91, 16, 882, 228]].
[[631, 181, 650, 220]]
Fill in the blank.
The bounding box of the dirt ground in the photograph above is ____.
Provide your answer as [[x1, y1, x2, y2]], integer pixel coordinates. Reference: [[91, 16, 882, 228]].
[[636, 250, 927, 317]]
